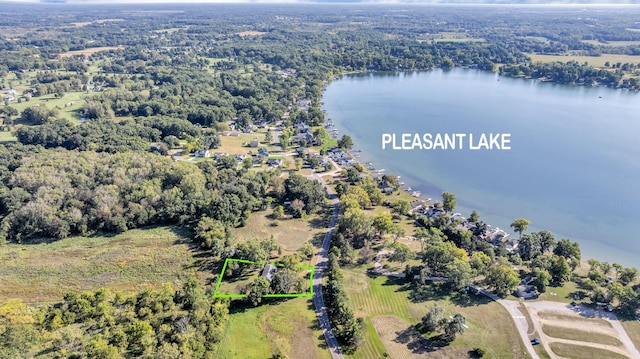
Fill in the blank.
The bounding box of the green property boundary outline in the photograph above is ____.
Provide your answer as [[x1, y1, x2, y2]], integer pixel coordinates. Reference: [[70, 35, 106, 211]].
[[213, 258, 315, 298]]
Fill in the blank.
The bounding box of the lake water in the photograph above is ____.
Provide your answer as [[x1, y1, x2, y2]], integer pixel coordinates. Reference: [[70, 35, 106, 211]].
[[322, 69, 640, 267]]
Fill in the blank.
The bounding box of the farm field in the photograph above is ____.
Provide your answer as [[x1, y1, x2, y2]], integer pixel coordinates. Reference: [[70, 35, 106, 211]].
[[9, 91, 85, 123], [57, 45, 125, 58], [0, 226, 213, 305], [342, 267, 527, 359]]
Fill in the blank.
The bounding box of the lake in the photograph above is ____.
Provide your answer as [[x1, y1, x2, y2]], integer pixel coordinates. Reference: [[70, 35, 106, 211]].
[[322, 69, 640, 267]]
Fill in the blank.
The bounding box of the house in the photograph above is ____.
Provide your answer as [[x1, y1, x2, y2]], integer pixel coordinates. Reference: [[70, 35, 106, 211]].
[[4, 89, 16, 95], [249, 139, 260, 148], [235, 154, 247, 162], [213, 152, 228, 160], [266, 158, 283, 167], [516, 285, 537, 299], [194, 150, 210, 158], [257, 148, 270, 157], [409, 201, 426, 213], [261, 263, 277, 281]]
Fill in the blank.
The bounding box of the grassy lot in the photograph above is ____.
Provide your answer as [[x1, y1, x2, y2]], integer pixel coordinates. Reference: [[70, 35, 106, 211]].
[[0, 226, 213, 305], [528, 53, 640, 67], [537, 281, 582, 304], [620, 320, 640, 350], [582, 40, 640, 47], [548, 342, 629, 359], [342, 267, 527, 359], [10, 92, 85, 123], [218, 131, 278, 155], [231, 209, 327, 257], [0, 130, 17, 143], [542, 324, 622, 347], [213, 297, 331, 359]]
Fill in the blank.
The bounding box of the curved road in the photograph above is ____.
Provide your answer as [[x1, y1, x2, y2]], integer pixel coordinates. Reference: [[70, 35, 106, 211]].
[[311, 173, 345, 359]]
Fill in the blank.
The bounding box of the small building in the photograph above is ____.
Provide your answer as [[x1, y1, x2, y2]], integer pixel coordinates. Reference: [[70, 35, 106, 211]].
[[261, 263, 277, 281], [249, 139, 260, 148], [258, 148, 270, 157], [194, 150, 210, 158], [266, 158, 283, 167], [516, 285, 537, 299]]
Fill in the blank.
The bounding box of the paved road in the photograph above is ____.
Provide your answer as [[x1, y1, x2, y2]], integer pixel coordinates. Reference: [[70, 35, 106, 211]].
[[481, 290, 541, 359], [311, 173, 344, 359]]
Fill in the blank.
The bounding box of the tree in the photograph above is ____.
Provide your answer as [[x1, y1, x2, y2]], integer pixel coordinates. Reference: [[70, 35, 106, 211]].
[[270, 268, 297, 294], [264, 129, 273, 143], [372, 212, 394, 237], [246, 277, 270, 306], [272, 205, 284, 220], [299, 242, 314, 259], [337, 134, 353, 150], [531, 269, 552, 293], [444, 314, 466, 342], [290, 198, 305, 217], [470, 251, 492, 275], [485, 265, 519, 297], [389, 243, 413, 263], [194, 217, 228, 255], [445, 258, 474, 289], [553, 238, 581, 269], [549, 255, 571, 284], [420, 305, 445, 333], [468, 210, 480, 223], [442, 192, 457, 213], [510, 218, 531, 239], [518, 233, 542, 261], [20, 105, 59, 125], [391, 199, 410, 216], [381, 174, 400, 190], [619, 267, 638, 286]]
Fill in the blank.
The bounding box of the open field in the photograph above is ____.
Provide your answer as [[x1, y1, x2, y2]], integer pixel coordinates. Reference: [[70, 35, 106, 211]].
[[0, 226, 212, 305], [528, 53, 640, 67], [10, 92, 85, 123], [236, 31, 267, 36], [232, 209, 327, 257], [549, 342, 629, 359], [342, 268, 526, 359], [582, 40, 640, 47], [213, 297, 331, 359], [620, 320, 640, 351], [0, 131, 16, 143], [58, 46, 125, 58]]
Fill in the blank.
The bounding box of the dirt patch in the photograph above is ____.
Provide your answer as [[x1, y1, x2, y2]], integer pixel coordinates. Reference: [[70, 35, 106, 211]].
[[237, 31, 267, 37], [58, 46, 125, 59], [549, 342, 629, 359], [371, 315, 469, 359]]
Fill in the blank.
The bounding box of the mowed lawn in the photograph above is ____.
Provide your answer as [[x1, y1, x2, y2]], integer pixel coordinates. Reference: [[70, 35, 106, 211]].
[[528, 53, 640, 67], [342, 267, 527, 359], [10, 92, 85, 123], [621, 319, 640, 351], [213, 297, 331, 359], [0, 226, 213, 305]]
